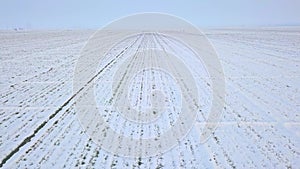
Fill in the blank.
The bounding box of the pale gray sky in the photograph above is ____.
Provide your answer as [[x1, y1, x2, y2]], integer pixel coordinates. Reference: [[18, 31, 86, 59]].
[[0, 0, 300, 29]]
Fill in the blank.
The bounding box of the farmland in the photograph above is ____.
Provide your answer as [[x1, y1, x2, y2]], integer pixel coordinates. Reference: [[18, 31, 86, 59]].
[[0, 28, 299, 168]]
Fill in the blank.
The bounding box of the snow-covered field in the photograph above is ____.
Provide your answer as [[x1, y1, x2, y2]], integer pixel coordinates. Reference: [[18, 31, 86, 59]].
[[0, 28, 299, 168]]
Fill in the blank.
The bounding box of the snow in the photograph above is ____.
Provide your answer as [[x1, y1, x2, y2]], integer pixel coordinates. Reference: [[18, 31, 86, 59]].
[[0, 28, 299, 168]]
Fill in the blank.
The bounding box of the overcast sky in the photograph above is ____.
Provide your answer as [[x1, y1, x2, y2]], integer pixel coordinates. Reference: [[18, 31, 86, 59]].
[[1, 0, 300, 29]]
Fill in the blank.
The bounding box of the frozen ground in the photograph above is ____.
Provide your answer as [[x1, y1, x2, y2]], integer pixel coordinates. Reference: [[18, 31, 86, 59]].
[[0, 28, 299, 168]]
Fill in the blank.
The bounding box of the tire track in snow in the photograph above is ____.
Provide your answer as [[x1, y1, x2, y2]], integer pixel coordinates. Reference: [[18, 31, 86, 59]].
[[0, 34, 143, 167]]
